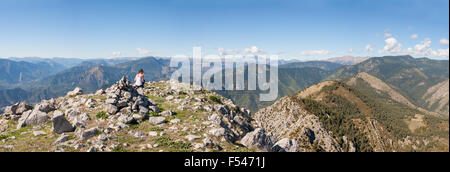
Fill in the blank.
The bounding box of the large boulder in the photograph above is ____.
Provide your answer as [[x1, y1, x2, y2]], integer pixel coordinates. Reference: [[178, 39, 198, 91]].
[[52, 111, 75, 134], [240, 128, 276, 152], [4, 102, 33, 121], [17, 110, 50, 129], [105, 104, 118, 115], [67, 87, 83, 97], [15, 102, 33, 115], [35, 102, 56, 113], [80, 127, 99, 140]]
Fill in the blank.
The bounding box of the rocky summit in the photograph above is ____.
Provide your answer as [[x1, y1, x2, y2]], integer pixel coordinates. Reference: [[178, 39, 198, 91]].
[[0, 76, 263, 152]]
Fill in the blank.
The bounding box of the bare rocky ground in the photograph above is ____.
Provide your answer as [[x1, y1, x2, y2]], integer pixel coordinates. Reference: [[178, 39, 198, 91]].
[[0, 77, 296, 152]]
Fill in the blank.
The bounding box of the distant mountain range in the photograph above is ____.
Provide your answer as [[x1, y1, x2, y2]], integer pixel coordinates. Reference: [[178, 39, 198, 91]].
[[0, 59, 66, 86], [324, 56, 370, 65], [0, 55, 448, 120], [328, 55, 449, 117], [0, 57, 169, 108]]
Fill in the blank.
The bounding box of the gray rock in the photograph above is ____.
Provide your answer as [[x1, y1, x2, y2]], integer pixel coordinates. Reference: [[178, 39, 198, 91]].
[[87, 146, 96, 152], [139, 106, 149, 115], [105, 104, 118, 115], [35, 102, 56, 113], [85, 99, 96, 108], [17, 110, 50, 129], [148, 131, 158, 137], [149, 106, 160, 113], [217, 105, 229, 115], [95, 89, 105, 95], [118, 114, 135, 124], [240, 128, 275, 152], [148, 117, 166, 125], [185, 135, 201, 141], [134, 132, 146, 138], [81, 127, 99, 140], [106, 98, 118, 105], [161, 110, 175, 117], [67, 87, 83, 97], [116, 100, 128, 108], [170, 118, 181, 124], [4, 102, 32, 116], [97, 134, 109, 142], [123, 92, 132, 100], [33, 131, 46, 136], [54, 134, 70, 145], [52, 111, 75, 134], [132, 114, 143, 121], [15, 102, 33, 115], [209, 127, 226, 137], [272, 138, 300, 152], [203, 137, 215, 147]]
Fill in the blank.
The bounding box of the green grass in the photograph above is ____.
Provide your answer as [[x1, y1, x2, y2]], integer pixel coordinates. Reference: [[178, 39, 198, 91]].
[[0, 135, 8, 140], [88, 95, 107, 101], [95, 111, 108, 119], [149, 111, 160, 117], [152, 135, 192, 152], [209, 96, 222, 104], [0, 125, 33, 141], [146, 95, 165, 105], [149, 126, 164, 132], [111, 145, 128, 152]]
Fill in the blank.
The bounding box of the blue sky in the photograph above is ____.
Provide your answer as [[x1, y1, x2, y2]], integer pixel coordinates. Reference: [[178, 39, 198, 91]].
[[0, 0, 448, 60]]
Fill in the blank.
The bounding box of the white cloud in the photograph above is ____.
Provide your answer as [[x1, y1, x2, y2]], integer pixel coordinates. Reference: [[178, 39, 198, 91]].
[[112, 51, 121, 56], [365, 44, 374, 52], [136, 48, 152, 55], [348, 48, 353, 53], [410, 34, 419, 39], [218, 48, 238, 56], [413, 38, 432, 55], [403, 38, 449, 58], [300, 50, 330, 56], [432, 48, 449, 58], [382, 37, 403, 54], [440, 38, 449, 45], [384, 33, 392, 37], [244, 46, 264, 54]]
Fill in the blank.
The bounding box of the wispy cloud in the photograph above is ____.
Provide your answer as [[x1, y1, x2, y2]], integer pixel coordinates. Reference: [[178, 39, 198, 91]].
[[244, 46, 265, 54], [410, 34, 419, 39], [365, 44, 374, 52], [348, 48, 354, 53], [300, 50, 330, 56], [440, 38, 449, 45], [136, 48, 152, 55], [112, 51, 121, 56]]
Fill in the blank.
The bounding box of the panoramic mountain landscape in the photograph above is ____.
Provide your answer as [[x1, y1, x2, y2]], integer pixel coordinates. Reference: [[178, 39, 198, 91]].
[[0, 55, 448, 152]]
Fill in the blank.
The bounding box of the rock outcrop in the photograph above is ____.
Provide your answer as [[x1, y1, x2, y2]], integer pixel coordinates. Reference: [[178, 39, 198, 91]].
[[0, 77, 256, 152]]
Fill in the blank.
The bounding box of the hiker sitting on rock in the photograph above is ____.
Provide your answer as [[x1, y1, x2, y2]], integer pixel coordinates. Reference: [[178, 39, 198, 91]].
[[134, 69, 145, 88]]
